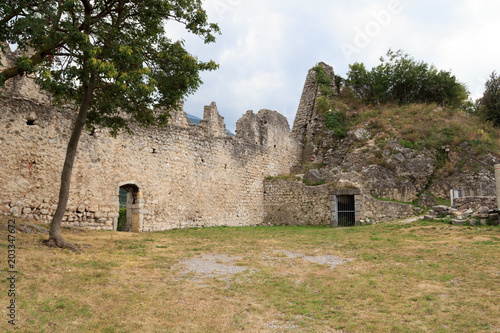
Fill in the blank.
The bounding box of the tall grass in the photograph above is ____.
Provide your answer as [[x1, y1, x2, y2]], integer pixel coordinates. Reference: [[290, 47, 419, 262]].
[[349, 102, 500, 157]]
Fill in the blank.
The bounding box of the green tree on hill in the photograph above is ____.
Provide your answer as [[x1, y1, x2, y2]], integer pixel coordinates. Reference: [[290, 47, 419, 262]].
[[0, 0, 219, 249], [477, 71, 500, 126], [346, 49, 469, 107]]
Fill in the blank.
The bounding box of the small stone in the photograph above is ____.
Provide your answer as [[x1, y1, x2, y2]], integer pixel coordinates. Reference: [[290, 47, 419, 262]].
[[353, 128, 371, 141], [9, 206, 21, 215]]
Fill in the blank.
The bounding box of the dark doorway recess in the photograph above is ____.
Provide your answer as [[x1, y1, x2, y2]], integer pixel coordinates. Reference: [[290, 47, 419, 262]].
[[329, 188, 361, 227], [118, 184, 139, 232], [337, 195, 355, 227]]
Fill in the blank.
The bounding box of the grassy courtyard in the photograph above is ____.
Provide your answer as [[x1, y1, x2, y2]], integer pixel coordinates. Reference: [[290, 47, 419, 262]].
[[1, 216, 499, 332]]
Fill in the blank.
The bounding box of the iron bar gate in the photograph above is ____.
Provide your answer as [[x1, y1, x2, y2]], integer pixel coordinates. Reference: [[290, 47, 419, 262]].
[[337, 195, 356, 227]]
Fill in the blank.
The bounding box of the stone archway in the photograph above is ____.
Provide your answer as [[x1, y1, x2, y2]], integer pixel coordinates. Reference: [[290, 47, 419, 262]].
[[117, 182, 144, 232]]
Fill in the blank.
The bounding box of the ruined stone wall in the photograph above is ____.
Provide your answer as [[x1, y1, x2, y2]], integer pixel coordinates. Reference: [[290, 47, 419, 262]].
[[453, 197, 497, 211], [263, 180, 420, 225], [361, 195, 419, 222], [0, 83, 300, 231], [291, 62, 336, 164], [263, 180, 330, 226]]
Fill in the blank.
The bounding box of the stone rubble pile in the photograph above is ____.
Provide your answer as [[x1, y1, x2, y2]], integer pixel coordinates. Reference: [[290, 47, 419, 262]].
[[424, 205, 499, 226]]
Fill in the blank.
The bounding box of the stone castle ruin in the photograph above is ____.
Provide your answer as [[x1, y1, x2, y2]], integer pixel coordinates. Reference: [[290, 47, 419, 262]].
[[0, 46, 302, 231], [2, 46, 498, 230], [0, 80, 300, 231]]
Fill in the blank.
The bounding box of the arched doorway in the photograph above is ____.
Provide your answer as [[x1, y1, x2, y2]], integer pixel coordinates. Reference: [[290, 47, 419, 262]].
[[117, 182, 144, 232]]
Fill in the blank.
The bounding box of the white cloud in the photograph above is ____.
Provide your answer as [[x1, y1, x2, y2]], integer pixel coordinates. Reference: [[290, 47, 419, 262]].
[[172, 0, 500, 130]]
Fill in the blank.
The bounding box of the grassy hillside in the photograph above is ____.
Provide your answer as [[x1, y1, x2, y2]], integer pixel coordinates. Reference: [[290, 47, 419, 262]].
[[313, 96, 500, 180], [329, 98, 499, 156]]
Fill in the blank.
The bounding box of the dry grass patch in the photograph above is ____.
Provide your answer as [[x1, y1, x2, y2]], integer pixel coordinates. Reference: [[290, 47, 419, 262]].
[[0, 217, 499, 332]]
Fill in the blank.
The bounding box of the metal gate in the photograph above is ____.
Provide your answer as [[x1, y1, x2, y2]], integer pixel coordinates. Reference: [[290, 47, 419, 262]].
[[337, 195, 355, 227]]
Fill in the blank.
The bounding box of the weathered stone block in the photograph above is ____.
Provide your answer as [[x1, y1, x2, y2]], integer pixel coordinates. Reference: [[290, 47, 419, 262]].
[[478, 206, 490, 214], [432, 205, 449, 213]]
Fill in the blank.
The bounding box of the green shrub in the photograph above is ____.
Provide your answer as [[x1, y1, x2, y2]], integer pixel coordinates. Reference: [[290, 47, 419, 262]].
[[398, 138, 421, 150], [346, 49, 468, 107], [117, 207, 127, 231], [477, 71, 500, 126], [325, 110, 348, 138]]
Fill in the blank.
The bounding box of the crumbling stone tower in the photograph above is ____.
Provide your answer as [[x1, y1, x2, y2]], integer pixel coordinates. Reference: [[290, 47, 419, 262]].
[[292, 62, 337, 164]]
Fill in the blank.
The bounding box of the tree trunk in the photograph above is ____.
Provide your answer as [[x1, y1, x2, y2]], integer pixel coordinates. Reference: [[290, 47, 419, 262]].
[[45, 84, 94, 250]]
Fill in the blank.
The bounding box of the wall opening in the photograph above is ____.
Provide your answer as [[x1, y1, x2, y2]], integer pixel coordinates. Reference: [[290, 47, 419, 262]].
[[118, 183, 141, 232], [337, 195, 355, 227], [330, 188, 361, 227]]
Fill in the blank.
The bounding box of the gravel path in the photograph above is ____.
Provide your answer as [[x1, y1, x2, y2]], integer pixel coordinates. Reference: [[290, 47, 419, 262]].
[[177, 254, 250, 280], [275, 250, 350, 269], [175, 251, 352, 283]]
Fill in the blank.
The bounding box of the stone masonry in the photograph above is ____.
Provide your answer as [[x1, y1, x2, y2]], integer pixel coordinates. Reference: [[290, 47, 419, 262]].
[[292, 62, 337, 164], [263, 179, 421, 226], [263, 180, 331, 226], [0, 61, 300, 230]]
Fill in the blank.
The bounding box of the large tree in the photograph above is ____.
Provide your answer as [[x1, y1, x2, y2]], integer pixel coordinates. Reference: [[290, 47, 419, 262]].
[[477, 71, 500, 126], [0, 0, 219, 249]]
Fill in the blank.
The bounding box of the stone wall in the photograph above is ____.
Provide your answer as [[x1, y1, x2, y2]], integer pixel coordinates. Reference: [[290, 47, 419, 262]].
[[361, 195, 419, 222], [453, 197, 497, 211], [263, 180, 330, 226], [0, 79, 300, 231], [263, 180, 419, 225], [291, 62, 337, 164]]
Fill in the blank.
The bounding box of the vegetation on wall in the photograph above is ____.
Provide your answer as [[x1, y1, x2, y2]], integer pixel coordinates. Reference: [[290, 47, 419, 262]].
[[313, 65, 349, 138], [117, 207, 127, 231]]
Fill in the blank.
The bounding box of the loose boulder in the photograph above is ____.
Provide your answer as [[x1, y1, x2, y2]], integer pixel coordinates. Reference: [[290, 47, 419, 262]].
[[418, 192, 436, 208], [303, 169, 327, 185]]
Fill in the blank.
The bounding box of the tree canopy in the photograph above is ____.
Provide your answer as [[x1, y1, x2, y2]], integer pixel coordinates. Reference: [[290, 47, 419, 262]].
[[0, 0, 220, 248], [345, 49, 469, 108], [477, 71, 500, 126], [1, 0, 219, 134]]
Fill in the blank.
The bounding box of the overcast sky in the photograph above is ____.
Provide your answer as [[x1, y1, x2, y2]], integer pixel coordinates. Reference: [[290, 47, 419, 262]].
[[166, 0, 500, 132]]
